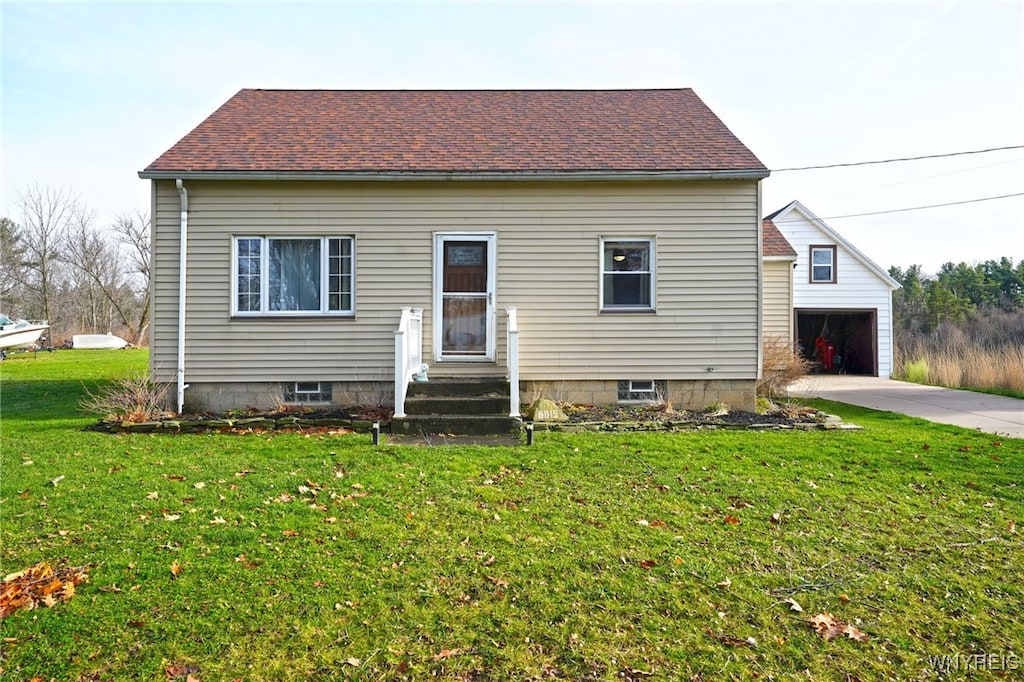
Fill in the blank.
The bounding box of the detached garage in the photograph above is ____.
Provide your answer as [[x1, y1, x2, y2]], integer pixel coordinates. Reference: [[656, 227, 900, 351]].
[[762, 201, 901, 378]]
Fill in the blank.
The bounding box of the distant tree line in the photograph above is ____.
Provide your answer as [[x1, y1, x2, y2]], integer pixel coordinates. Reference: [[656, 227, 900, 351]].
[[888, 258, 1024, 394], [888, 256, 1024, 388], [1, 184, 150, 346], [889, 259, 1024, 334]]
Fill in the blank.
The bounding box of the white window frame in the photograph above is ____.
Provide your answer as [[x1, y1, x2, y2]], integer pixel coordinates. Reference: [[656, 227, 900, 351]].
[[617, 379, 667, 403], [600, 237, 656, 312], [809, 245, 837, 284], [231, 236, 355, 316], [283, 381, 333, 404]]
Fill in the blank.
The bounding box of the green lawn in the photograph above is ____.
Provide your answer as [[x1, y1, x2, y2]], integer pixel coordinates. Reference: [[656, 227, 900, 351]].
[[2, 351, 1021, 680]]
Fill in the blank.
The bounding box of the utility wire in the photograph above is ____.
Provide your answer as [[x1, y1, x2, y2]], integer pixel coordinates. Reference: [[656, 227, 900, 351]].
[[772, 145, 1024, 172], [769, 192, 1024, 223]]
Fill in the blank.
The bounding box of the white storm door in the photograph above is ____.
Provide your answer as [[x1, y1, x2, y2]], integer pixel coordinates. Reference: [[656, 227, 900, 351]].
[[434, 232, 496, 361]]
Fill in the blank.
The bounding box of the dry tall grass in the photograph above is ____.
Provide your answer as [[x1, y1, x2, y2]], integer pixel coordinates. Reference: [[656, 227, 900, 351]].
[[895, 338, 1024, 395]]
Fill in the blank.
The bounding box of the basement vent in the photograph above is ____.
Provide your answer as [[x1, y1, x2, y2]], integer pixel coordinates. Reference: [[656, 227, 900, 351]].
[[283, 381, 333, 404]]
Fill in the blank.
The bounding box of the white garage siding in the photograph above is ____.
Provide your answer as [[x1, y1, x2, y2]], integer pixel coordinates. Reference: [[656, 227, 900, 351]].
[[766, 201, 900, 378]]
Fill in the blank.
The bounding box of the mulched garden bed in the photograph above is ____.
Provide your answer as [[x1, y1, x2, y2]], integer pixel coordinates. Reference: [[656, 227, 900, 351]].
[[538, 403, 859, 432], [87, 403, 859, 434]]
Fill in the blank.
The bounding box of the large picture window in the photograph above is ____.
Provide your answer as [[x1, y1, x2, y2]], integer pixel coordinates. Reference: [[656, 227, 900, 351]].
[[601, 238, 655, 311], [233, 236, 354, 315]]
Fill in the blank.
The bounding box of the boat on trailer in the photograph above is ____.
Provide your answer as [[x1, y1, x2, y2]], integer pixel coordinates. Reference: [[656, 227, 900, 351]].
[[72, 334, 130, 350], [0, 315, 50, 353]]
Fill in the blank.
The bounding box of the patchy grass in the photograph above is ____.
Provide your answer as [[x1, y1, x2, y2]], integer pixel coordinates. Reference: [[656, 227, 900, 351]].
[[1, 351, 1022, 680]]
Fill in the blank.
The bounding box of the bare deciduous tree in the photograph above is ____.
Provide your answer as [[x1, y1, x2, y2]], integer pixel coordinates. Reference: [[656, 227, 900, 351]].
[[62, 210, 151, 345], [6, 183, 151, 346], [15, 184, 78, 331], [112, 211, 151, 344], [0, 217, 27, 315]]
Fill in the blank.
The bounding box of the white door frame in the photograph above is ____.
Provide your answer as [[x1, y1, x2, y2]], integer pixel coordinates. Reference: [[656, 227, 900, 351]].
[[433, 231, 497, 362]]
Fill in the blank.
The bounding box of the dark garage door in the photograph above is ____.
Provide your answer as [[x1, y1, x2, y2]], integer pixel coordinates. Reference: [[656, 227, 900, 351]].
[[795, 309, 877, 376]]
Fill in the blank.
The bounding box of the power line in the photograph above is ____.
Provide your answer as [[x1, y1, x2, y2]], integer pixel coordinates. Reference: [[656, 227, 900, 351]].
[[794, 191, 1024, 220], [772, 145, 1024, 172]]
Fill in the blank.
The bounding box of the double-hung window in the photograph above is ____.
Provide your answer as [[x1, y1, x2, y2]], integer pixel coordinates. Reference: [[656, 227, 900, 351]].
[[601, 238, 655, 311], [809, 245, 837, 284], [233, 236, 354, 315]]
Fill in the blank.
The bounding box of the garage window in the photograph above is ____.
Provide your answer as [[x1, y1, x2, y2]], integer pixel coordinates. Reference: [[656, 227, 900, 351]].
[[810, 245, 837, 284]]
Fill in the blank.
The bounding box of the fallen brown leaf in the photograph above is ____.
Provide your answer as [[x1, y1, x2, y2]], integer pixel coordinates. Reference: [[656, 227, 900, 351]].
[[433, 648, 466, 660], [845, 624, 869, 642], [809, 612, 869, 642], [724, 515, 740, 525], [170, 560, 182, 579], [809, 612, 844, 640], [165, 662, 200, 680], [0, 561, 89, 618]]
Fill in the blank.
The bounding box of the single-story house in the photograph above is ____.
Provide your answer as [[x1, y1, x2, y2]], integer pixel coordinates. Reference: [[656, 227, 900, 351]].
[[762, 200, 901, 377], [139, 88, 770, 416]]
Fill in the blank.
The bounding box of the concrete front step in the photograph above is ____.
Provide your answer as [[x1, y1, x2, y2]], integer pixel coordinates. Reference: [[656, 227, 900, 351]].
[[407, 378, 509, 398], [391, 415, 522, 436], [399, 378, 518, 436], [404, 395, 510, 416]]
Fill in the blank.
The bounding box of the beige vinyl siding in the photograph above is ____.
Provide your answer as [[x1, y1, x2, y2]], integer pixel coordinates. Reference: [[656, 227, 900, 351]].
[[151, 179, 760, 384], [762, 259, 794, 343]]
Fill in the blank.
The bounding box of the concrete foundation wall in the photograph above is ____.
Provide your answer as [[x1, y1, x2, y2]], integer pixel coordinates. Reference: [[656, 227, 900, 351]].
[[182, 381, 394, 414], [183, 378, 756, 414], [522, 379, 755, 411]]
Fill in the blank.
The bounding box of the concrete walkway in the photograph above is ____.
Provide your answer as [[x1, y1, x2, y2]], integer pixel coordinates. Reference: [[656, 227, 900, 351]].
[[788, 375, 1024, 439]]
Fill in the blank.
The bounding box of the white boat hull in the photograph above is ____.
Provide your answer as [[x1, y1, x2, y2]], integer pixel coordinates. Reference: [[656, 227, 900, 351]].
[[0, 322, 49, 350], [72, 334, 129, 350]]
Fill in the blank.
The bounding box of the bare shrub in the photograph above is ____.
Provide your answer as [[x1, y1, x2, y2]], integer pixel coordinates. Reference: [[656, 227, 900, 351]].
[[81, 373, 172, 422], [774, 400, 817, 420], [759, 336, 811, 398]]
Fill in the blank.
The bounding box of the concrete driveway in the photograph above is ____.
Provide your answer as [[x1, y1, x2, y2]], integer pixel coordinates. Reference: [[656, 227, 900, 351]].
[[788, 375, 1024, 439]]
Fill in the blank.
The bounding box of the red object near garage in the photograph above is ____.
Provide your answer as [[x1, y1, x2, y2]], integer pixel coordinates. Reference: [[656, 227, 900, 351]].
[[815, 336, 836, 371]]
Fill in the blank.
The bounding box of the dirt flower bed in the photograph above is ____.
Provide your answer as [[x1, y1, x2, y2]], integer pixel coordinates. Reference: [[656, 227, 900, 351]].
[[543, 401, 854, 431], [87, 401, 855, 434]]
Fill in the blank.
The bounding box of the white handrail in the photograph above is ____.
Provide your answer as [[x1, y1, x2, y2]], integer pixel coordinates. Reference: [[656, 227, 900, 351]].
[[506, 307, 520, 418], [393, 307, 423, 418]]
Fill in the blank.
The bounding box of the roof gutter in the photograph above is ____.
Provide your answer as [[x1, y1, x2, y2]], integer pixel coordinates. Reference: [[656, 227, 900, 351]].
[[139, 169, 770, 182], [175, 179, 189, 414]]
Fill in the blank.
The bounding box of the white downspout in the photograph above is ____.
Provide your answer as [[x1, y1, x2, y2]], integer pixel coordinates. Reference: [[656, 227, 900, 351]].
[[175, 179, 189, 414]]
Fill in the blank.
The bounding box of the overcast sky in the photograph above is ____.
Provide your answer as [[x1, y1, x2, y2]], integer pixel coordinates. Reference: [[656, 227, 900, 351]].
[[3, 1, 1022, 273]]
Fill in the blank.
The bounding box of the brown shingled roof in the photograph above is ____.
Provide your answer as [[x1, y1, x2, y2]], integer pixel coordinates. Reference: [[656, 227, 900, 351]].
[[143, 89, 767, 175], [762, 218, 797, 258]]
